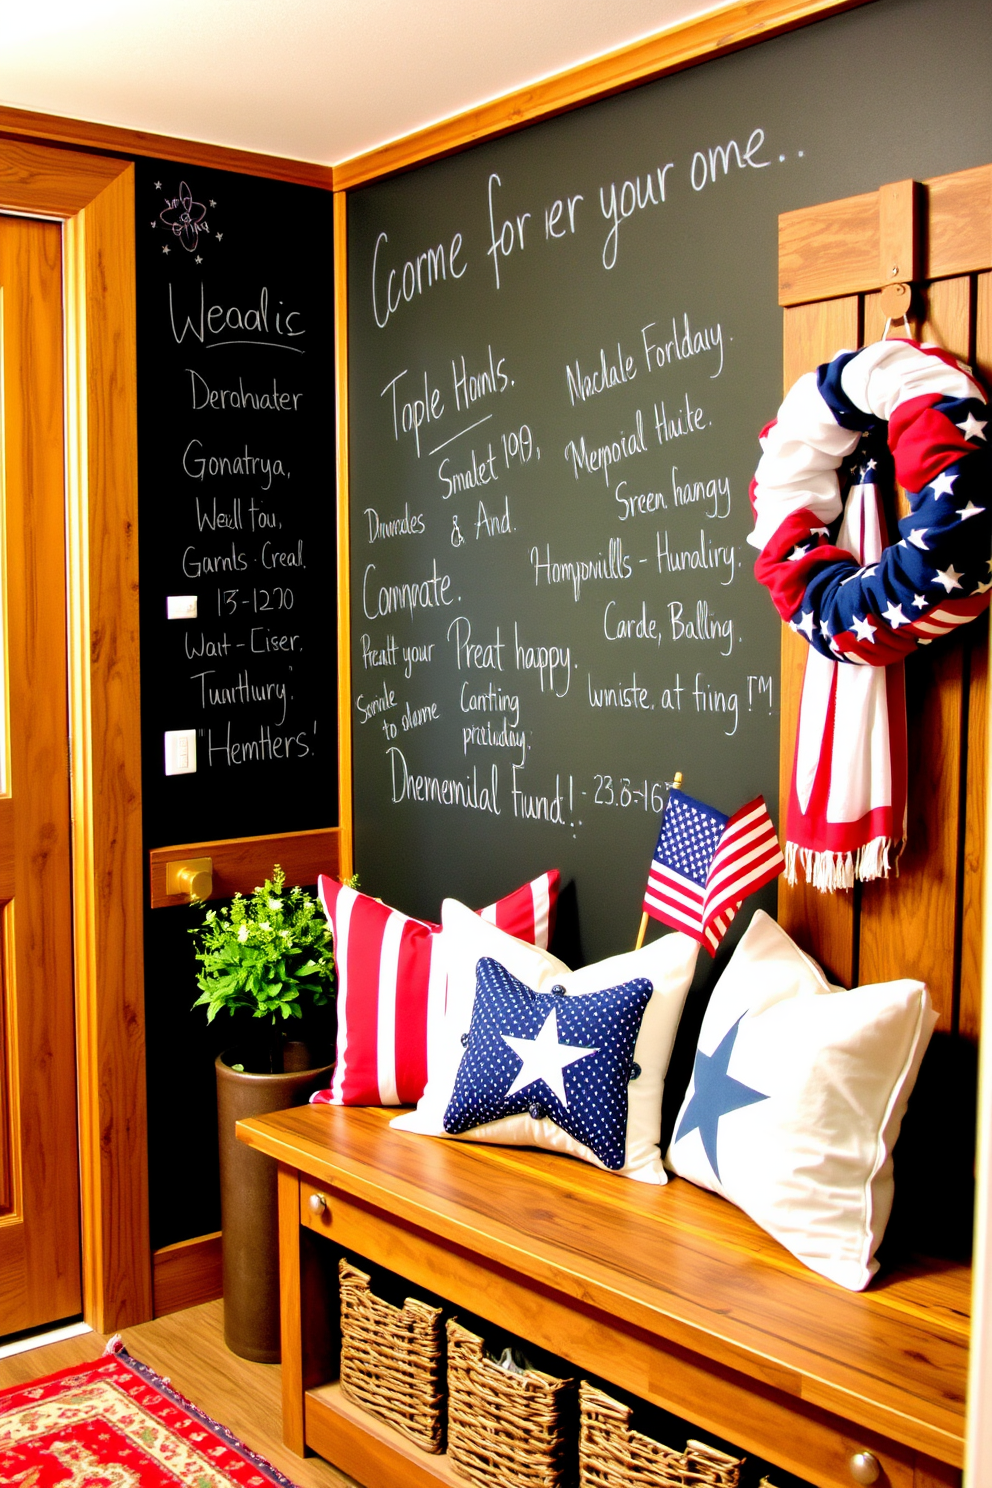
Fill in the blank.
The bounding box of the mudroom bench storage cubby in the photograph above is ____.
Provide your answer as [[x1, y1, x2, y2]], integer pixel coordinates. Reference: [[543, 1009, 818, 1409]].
[[237, 1103, 969, 1488]]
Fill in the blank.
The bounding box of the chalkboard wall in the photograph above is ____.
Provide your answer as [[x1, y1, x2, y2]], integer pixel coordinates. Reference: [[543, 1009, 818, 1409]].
[[135, 163, 335, 1247], [347, 0, 992, 963]]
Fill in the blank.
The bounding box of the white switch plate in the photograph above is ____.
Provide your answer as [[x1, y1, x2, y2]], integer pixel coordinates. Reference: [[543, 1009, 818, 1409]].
[[167, 595, 198, 620], [164, 729, 197, 775]]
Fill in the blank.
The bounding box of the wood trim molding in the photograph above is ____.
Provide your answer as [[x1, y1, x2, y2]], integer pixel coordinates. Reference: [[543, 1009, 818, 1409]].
[[152, 1231, 223, 1317], [148, 827, 340, 908], [4, 140, 157, 1333], [0, 104, 334, 190], [334, 192, 354, 881], [333, 0, 870, 189]]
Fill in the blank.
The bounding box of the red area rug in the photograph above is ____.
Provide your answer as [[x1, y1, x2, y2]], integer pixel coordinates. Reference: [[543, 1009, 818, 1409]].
[[0, 1342, 300, 1487]]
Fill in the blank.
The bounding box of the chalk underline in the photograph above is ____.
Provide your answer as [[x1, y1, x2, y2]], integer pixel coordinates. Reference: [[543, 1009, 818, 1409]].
[[204, 340, 305, 353], [428, 413, 493, 457]]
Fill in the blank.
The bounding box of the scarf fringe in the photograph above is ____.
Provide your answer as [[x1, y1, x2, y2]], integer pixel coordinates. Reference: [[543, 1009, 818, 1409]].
[[785, 836, 900, 893]]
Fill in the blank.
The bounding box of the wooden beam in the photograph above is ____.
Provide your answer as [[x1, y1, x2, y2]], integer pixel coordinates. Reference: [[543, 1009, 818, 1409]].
[[334, 191, 354, 882], [60, 149, 152, 1331], [333, 0, 872, 190], [148, 826, 340, 908], [0, 104, 333, 190]]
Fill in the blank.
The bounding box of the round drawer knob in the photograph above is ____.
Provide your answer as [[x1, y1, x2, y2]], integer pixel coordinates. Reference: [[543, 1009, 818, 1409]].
[[849, 1451, 880, 1485], [308, 1192, 327, 1215]]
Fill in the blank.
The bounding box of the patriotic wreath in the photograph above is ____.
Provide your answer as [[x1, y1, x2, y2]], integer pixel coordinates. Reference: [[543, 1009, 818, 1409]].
[[748, 339, 990, 891]]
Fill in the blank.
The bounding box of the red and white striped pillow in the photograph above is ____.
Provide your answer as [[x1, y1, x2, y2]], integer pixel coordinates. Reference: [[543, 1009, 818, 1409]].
[[311, 871, 560, 1106]]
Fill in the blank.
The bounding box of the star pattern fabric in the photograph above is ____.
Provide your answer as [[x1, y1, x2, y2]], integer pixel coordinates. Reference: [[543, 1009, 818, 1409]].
[[443, 957, 653, 1170], [752, 346, 992, 669], [674, 1014, 768, 1182]]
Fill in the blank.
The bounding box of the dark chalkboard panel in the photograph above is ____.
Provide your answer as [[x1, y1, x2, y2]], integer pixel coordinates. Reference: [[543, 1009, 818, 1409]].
[[135, 162, 336, 1248], [136, 162, 336, 848], [347, 0, 992, 962]]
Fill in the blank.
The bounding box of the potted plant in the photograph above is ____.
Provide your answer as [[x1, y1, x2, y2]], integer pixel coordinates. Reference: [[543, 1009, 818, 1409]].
[[191, 865, 335, 1364]]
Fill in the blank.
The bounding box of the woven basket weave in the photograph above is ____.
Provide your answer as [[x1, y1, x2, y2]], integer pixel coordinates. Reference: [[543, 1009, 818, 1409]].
[[338, 1258, 445, 1453], [579, 1383, 743, 1488], [446, 1319, 574, 1488]]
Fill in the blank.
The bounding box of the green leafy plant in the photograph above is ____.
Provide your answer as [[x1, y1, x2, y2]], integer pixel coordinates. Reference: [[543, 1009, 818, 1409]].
[[190, 866, 335, 1055]]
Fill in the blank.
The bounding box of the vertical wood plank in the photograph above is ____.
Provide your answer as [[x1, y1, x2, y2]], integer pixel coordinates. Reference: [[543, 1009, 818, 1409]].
[[960, 617, 987, 1041], [960, 270, 992, 1040], [859, 649, 962, 1024], [64, 162, 152, 1330], [334, 191, 353, 881], [777, 298, 860, 986], [858, 278, 973, 1025], [922, 276, 972, 360], [975, 269, 992, 388], [878, 179, 922, 286]]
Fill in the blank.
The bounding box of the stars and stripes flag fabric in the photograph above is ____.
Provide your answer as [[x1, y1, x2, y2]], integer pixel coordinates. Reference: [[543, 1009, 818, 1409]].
[[749, 339, 991, 891], [643, 789, 785, 953]]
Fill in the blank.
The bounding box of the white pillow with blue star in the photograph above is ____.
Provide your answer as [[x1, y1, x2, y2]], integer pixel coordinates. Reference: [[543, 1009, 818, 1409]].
[[667, 910, 936, 1290], [391, 898, 699, 1182], [443, 958, 653, 1170]]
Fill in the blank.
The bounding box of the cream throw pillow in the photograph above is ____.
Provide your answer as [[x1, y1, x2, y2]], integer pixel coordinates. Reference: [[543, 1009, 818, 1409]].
[[666, 910, 935, 1289]]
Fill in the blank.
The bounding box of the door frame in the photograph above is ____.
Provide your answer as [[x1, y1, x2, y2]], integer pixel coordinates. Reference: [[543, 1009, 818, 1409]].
[[1, 141, 149, 1331]]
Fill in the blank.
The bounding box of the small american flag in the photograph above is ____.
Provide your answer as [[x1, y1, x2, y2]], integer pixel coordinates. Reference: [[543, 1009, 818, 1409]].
[[643, 789, 785, 953]]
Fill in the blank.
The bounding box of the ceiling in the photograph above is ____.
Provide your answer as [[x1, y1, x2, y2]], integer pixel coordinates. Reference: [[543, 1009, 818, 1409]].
[[0, 0, 728, 167]]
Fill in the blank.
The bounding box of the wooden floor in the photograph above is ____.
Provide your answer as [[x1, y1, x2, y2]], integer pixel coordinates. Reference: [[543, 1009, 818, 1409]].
[[0, 1300, 356, 1488]]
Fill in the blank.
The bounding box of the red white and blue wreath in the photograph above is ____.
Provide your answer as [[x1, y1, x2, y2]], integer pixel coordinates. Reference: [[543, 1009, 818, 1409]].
[[749, 339, 990, 892]]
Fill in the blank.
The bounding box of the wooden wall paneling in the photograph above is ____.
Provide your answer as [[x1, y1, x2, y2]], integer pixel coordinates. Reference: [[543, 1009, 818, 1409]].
[[779, 191, 879, 306], [858, 649, 963, 1026], [148, 826, 340, 908], [960, 269, 992, 1041], [334, 192, 354, 880], [0, 105, 334, 190], [777, 297, 860, 986], [857, 277, 974, 1023], [926, 166, 992, 282], [923, 276, 972, 361], [60, 151, 152, 1329], [779, 166, 992, 309], [151, 1231, 222, 1316], [976, 269, 992, 388], [333, 0, 871, 189]]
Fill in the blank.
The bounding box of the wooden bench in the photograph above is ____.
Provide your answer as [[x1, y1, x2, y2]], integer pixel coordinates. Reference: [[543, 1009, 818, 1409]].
[[237, 1103, 969, 1488]]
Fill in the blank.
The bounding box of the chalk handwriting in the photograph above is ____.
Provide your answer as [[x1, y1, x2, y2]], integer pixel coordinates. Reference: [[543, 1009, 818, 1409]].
[[372, 231, 466, 329]]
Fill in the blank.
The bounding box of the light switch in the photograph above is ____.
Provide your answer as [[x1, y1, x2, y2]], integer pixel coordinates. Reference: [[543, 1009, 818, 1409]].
[[167, 595, 198, 619], [164, 729, 197, 775]]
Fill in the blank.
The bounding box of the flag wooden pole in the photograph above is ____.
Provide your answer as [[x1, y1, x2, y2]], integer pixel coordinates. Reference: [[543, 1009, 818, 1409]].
[[636, 771, 682, 949]]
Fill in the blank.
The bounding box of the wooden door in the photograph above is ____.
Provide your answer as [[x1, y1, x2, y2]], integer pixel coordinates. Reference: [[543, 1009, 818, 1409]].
[[0, 213, 82, 1334]]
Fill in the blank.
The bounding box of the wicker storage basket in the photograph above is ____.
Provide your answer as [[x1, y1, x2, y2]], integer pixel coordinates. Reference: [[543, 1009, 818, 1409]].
[[446, 1319, 574, 1488], [338, 1258, 445, 1453], [579, 1383, 743, 1488]]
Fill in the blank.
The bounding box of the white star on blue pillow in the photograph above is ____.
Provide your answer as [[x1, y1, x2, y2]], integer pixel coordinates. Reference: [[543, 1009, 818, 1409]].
[[443, 957, 653, 1170]]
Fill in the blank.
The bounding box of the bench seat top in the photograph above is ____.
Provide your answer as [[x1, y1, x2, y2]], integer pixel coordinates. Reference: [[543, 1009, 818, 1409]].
[[239, 1103, 970, 1467]]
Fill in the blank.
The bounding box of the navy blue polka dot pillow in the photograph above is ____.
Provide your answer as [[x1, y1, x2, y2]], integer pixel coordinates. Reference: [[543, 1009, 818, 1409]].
[[443, 957, 652, 1170], [392, 898, 699, 1181]]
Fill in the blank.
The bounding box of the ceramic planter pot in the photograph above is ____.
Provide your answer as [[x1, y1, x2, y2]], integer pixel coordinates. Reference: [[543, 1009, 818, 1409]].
[[216, 1042, 333, 1363]]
